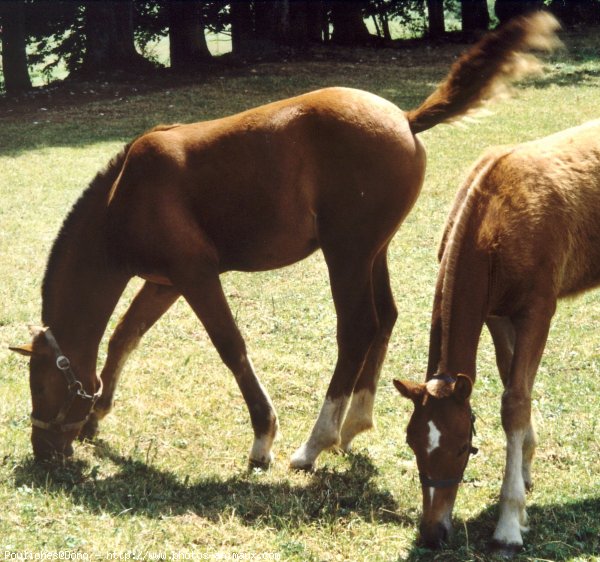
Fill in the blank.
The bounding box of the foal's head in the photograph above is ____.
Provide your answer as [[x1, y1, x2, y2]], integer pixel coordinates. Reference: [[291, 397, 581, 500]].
[[394, 374, 475, 548], [11, 327, 98, 460]]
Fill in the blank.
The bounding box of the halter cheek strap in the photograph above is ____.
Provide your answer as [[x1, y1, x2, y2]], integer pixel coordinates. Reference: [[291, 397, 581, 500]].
[[30, 328, 102, 433]]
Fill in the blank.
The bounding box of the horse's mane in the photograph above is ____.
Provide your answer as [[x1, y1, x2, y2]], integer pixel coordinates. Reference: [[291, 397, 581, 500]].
[[41, 125, 181, 324], [41, 142, 134, 323], [437, 152, 513, 372]]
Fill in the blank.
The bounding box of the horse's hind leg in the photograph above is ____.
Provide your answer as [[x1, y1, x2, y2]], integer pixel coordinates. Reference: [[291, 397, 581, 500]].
[[491, 298, 555, 552], [340, 250, 398, 451], [487, 315, 536, 491], [290, 249, 379, 470], [80, 282, 179, 440], [170, 257, 278, 468]]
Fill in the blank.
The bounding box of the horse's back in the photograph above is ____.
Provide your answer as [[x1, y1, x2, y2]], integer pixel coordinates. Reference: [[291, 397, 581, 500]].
[[107, 88, 425, 274], [471, 119, 600, 300]]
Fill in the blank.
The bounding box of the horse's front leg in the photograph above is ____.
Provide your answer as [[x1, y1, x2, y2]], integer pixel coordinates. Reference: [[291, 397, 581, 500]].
[[491, 299, 555, 554], [80, 282, 179, 440], [487, 315, 536, 491], [170, 257, 278, 468]]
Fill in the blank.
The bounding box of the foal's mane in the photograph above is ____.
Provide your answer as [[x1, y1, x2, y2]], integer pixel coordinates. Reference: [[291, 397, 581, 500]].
[[41, 125, 180, 323], [438, 151, 512, 372]]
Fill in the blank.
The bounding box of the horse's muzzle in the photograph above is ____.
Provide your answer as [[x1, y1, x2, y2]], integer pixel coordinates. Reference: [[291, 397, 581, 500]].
[[419, 520, 452, 549], [31, 428, 75, 461]]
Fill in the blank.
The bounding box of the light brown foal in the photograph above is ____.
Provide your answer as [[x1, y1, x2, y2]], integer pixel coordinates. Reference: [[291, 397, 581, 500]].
[[11, 14, 559, 470], [396, 118, 600, 553]]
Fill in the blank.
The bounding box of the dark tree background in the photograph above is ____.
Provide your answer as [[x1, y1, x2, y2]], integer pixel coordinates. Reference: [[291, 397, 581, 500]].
[[1, 0, 599, 94], [0, 0, 32, 93]]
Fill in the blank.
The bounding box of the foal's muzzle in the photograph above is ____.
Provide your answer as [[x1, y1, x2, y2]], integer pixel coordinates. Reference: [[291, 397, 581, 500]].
[[420, 520, 452, 549], [32, 426, 76, 461]]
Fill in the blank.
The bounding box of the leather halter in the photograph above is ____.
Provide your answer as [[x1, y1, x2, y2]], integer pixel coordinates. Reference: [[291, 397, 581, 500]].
[[30, 328, 102, 433], [418, 375, 478, 489]]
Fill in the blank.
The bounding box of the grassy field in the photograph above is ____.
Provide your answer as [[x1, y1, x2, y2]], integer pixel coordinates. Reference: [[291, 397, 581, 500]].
[[1, 28, 599, 561]]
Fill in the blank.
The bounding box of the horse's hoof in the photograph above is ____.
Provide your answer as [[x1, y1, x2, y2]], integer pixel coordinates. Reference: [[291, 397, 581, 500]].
[[248, 457, 272, 471], [290, 443, 317, 472], [489, 539, 523, 558], [289, 461, 315, 472], [78, 417, 99, 442]]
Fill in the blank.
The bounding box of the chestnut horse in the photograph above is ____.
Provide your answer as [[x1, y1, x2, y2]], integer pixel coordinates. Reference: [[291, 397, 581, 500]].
[[11, 14, 558, 468], [395, 118, 600, 553]]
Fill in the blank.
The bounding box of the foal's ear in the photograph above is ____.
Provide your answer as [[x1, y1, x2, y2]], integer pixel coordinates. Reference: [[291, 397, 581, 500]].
[[9, 343, 35, 357], [9, 325, 48, 357], [393, 379, 425, 401], [452, 374, 473, 402]]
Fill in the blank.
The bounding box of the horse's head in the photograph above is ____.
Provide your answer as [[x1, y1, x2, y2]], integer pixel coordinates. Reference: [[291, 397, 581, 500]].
[[10, 326, 100, 461], [394, 374, 475, 549]]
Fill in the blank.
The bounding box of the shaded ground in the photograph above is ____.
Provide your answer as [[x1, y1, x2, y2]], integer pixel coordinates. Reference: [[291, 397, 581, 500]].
[[0, 39, 473, 117]]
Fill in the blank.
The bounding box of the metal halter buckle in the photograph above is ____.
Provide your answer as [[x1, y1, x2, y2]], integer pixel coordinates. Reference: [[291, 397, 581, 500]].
[[56, 355, 71, 371]]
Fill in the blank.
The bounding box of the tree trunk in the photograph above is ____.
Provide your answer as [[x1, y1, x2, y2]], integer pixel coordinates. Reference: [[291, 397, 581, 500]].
[[1, 0, 32, 93], [330, 1, 372, 45], [495, 0, 544, 24], [426, 0, 445, 37], [306, 0, 326, 42], [80, 0, 153, 76], [230, 0, 256, 56], [548, 0, 600, 26], [461, 0, 490, 32], [168, 0, 211, 69]]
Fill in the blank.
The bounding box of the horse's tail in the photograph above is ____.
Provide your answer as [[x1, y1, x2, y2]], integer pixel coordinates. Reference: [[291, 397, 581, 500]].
[[406, 11, 560, 135]]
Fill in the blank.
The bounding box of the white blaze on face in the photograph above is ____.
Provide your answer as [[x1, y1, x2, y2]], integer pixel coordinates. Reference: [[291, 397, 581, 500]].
[[427, 419, 441, 454], [423, 420, 442, 509]]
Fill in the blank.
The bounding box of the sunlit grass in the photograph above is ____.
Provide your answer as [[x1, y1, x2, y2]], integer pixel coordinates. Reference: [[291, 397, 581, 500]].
[[1, 28, 599, 560]]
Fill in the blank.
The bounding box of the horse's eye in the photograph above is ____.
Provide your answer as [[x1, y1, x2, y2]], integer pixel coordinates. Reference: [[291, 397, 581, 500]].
[[458, 444, 470, 456]]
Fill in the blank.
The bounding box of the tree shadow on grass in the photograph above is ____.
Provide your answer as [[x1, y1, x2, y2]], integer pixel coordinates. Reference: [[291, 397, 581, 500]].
[[402, 494, 600, 561], [12, 443, 411, 530]]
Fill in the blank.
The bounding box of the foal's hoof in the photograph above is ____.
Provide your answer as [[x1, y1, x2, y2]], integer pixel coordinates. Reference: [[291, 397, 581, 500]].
[[289, 460, 316, 472], [289, 444, 317, 472], [78, 416, 99, 442], [248, 455, 273, 471], [489, 540, 523, 559]]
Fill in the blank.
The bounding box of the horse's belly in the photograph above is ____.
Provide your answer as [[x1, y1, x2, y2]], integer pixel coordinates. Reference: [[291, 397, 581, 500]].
[[217, 232, 320, 272]]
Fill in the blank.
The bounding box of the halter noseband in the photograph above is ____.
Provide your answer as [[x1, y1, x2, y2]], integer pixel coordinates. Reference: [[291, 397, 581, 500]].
[[30, 328, 102, 433], [418, 375, 478, 489]]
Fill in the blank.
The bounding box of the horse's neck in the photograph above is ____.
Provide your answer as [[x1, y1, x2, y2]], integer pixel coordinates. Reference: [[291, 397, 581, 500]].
[[434, 174, 491, 380], [41, 175, 127, 360]]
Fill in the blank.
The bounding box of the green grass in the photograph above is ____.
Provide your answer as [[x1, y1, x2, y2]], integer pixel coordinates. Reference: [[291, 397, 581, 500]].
[[1, 29, 599, 561]]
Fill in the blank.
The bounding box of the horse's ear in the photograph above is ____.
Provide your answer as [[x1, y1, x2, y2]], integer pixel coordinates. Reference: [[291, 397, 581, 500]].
[[393, 379, 425, 401], [9, 325, 48, 357], [9, 343, 35, 357], [452, 374, 473, 402]]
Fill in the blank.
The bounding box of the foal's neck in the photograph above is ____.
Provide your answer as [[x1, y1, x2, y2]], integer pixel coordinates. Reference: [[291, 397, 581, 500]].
[[41, 149, 130, 359], [435, 165, 494, 381]]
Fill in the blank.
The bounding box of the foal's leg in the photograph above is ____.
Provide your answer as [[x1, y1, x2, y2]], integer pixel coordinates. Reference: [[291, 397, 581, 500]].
[[170, 258, 278, 468], [81, 282, 179, 440], [290, 251, 379, 470], [491, 299, 555, 552], [340, 251, 397, 451], [487, 315, 536, 491]]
